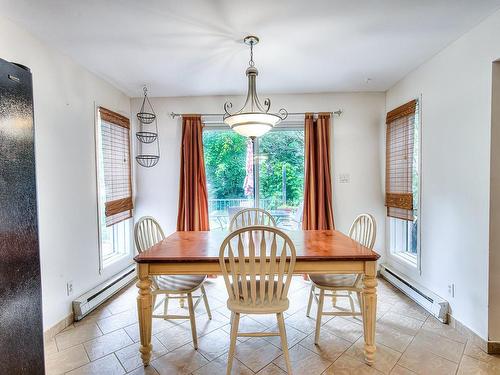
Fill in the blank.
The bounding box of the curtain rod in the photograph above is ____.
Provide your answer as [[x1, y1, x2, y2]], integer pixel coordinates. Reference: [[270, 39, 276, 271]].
[[169, 110, 343, 119]]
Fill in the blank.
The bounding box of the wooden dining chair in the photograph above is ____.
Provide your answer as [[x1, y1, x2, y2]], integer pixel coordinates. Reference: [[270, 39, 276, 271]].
[[306, 213, 376, 344], [229, 207, 277, 231], [278, 202, 304, 230], [134, 216, 212, 349], [219, 226, 296, 375]]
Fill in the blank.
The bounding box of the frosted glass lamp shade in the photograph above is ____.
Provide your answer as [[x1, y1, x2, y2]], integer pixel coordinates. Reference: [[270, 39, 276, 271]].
[[224, 112, 282, 138]]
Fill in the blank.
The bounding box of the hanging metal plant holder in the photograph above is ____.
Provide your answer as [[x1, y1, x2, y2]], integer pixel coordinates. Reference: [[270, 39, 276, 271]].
[[136, 155, 159, 168], [136, 131, 157, 143], [137, 87, 156, 124], [136, 86, 160, 168], [137, 111, 155, 124]]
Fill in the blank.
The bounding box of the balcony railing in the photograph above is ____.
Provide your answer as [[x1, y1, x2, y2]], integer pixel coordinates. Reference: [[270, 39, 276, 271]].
[[208, 198, 273, 214], [208, 198, 301, 230]]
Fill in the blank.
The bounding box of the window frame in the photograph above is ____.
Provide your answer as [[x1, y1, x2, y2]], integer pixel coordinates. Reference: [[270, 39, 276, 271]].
[[202, 118, 305, 229], [386, 97, 422, 276], [94, 105, 134, 273]]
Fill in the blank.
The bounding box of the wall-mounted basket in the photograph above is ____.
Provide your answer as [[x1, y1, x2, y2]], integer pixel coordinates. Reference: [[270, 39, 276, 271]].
[[135, 87, 160, 168]]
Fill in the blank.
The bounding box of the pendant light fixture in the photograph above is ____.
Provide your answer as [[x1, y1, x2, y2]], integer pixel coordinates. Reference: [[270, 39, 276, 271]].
[[223, 36, 287, 138]]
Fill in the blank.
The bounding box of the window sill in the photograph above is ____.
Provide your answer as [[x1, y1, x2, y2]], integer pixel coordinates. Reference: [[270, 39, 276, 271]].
[[389, 250, 418, 270], [387, 251, 421, 280], [394, 251, 417, 265], [102, 252, 130, 269]]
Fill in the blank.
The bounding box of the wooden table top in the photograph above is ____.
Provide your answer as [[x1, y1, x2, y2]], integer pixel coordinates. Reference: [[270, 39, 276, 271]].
[[134, 230, 380, 263]]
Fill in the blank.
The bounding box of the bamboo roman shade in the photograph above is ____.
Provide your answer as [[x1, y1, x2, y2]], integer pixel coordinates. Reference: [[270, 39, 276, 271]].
[[385, 100, 416, 221], [99, 107, 133, 227]]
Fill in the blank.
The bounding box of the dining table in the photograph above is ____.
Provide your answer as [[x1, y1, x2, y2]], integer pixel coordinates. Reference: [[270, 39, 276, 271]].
[[134, 229, 380, 367]]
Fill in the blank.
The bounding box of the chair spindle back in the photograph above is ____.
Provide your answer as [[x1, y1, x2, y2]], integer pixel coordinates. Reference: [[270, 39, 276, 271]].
[[229, 208, 277, 231], [348, 213, 376, 249], [219, 226, 296, 307], [134, 216, 165, 253]]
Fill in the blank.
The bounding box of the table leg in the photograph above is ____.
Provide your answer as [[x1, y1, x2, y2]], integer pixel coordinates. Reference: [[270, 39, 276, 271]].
[[137, 263, 153, 366], [362, 261, 377, 365]]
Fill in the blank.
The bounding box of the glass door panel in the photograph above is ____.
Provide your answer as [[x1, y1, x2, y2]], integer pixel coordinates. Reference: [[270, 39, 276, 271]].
[[203, 129, 253, 230], [257, 128, 305, 229]]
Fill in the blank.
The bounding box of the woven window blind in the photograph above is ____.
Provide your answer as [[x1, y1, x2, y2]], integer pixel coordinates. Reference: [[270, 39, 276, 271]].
[[99, 107, 133, 226], [385, 99, 417, 221]]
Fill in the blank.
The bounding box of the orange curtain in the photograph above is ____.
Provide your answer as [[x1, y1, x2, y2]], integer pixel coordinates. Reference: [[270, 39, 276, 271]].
[[302, 113, 334, 230], [177, 115, 210, 231]]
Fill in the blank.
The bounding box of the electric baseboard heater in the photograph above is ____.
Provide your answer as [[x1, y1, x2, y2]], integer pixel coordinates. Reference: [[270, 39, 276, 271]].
[[379, 264, 449, 323], [73, 265, 136, 321]]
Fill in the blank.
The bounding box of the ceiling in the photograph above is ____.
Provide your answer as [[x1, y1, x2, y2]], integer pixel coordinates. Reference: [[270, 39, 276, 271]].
[[2, 0, 500, 97]]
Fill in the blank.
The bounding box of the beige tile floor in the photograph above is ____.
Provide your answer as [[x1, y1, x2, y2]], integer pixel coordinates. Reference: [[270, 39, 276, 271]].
[[45, 277, 500, 375]]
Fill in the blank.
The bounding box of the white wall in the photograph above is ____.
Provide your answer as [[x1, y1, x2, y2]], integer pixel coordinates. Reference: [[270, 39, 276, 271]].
[[131, 92, 386, 257], [9, 3, 498, 341], [0, 15, 132, 330], [489, 62, 500, 341], [386, 9, 500, 340]]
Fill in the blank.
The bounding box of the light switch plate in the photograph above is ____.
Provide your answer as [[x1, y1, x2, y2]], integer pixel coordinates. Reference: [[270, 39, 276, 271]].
[[338, 173, 350, 184]]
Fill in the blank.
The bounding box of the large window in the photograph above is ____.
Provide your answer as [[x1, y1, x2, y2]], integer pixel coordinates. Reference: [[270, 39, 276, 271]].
[[386, 99, 420, 268], [96, 107, 133, 269], [203, 125, 304, 229]]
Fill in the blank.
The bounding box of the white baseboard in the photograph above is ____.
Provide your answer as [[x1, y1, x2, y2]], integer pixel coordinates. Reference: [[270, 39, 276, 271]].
[[43, 313, 73, 343], [380, 264, 499, 354], [448, 314, 500, 354]]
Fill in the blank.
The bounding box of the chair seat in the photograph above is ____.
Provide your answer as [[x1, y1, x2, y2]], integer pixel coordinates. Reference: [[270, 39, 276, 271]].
[[309, 274, 357, 288], [154, 275, 206, 292], [227, 297, 289, 314], [227, 279, 289, 313]]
